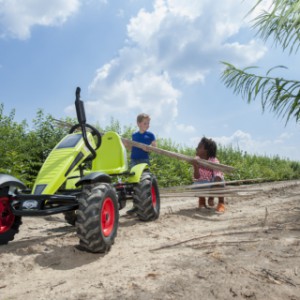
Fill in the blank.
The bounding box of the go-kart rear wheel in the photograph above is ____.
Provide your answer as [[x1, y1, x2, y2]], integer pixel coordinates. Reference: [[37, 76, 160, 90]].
[[133, 172, 160, 221], [76, 183, 119, 253], [0, 196, 22, 245]]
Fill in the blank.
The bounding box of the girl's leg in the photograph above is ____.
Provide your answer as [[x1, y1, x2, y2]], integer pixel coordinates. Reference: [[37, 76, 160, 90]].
[[198, 197, 206, 208], [216, 197, 225, 213], [208, 197, 214, 207]]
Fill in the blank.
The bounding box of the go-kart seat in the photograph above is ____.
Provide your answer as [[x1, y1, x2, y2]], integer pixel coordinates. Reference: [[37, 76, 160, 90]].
[[92, 131, 128, 175]]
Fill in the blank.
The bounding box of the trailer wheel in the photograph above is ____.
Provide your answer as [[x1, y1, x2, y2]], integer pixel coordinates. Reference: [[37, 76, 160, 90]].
[[76, 183, 119, 253], [133, 172, 160, 221], [0, 196, 22, 245]]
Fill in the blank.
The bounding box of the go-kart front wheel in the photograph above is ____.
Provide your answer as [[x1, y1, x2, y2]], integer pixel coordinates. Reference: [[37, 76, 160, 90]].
[[76, 183, 119, 253], [0, 196, 22, 245], [133, 172, 160, 221]]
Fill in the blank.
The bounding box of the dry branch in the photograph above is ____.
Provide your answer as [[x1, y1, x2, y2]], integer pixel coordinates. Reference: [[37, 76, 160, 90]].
[[122, 138, 235, 173], [150, 233, 213, 252], [190, 240, 260, 250], [52, 119, 235, 173], [150, 230, 263, 252], [260, 268, 297, 287]]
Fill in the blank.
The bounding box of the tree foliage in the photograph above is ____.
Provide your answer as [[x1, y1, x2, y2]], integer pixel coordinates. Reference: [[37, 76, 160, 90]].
[[0, 104, 299, 188], [0, 104, 68, 186], [221, 0, 300, 124], [0, 104, 28, 181], [22, 110, 68, 185]]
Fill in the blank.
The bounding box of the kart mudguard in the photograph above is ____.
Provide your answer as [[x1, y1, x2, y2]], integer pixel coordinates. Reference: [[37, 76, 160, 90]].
[[0, 173, 26, 190], [127, 163, 149, 183], [75, 172, 111, 187]]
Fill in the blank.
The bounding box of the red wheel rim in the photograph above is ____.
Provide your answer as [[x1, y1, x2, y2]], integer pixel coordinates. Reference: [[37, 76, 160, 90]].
[[0, 196, 15, 234], [101, 197, 115, 237], [151, 185, 157, 208]]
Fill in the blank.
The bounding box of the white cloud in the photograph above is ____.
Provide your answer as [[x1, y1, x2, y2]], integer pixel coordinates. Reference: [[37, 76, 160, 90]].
[[0, 0, 80, 39], [278, 132, 293, 140], [222, 39, 267, 66], [214, 130, 255, 150], [274, 132, 294, 144], [176, 123, 196, 134], [86, 0, 269, 137], [86, 68, 180, 132], [127, 0, 167, 46], [212, 130, 297, 159], [167, 0, 206, 19], [125, 0, 266, 81]]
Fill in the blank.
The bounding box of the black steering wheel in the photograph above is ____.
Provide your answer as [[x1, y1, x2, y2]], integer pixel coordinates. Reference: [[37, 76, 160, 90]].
[[69, 123, 102, 150]]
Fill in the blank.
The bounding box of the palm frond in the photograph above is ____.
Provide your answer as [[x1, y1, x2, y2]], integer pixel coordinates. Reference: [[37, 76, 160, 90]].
[[220, 63, 300, 124], [252, 0, 300, 54]]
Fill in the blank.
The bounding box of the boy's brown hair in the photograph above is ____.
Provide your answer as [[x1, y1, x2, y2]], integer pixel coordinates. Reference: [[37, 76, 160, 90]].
[[137, 113, 150, 123]]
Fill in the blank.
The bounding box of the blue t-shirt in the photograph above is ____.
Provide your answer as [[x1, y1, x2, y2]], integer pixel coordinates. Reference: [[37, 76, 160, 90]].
[[131, 131, 155, 159]]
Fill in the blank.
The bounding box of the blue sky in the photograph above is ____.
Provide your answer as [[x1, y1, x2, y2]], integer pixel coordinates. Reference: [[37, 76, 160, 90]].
[[1, 0, 300, 161]]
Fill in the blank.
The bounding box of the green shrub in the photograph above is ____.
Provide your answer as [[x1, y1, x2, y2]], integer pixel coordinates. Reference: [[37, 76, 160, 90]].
[[1, 105, 299, 188]]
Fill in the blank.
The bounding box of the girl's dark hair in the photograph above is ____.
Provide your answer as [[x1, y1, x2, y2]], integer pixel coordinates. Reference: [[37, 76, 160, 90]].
[[198, 137, 217, 157]]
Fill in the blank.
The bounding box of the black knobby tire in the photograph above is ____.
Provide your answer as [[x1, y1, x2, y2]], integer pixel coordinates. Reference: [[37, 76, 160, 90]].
[[63, 211, 76, 226], [133, 172, 160, 221], [0, 196, 22, 245], [76, 183, 119, 253]]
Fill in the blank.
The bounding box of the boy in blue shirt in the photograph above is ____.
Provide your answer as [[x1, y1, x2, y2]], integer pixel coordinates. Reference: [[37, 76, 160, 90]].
[[130, 113, 156, 167], [125, 113, 157, 214]]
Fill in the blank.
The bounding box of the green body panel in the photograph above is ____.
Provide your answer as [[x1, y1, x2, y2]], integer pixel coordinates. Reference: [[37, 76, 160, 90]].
[[92, 131, 128, 174], [32, 133, 95, 194], [127, 163, 149, 183], [92, 131, 149, 183], [65, 170, 82, 190]]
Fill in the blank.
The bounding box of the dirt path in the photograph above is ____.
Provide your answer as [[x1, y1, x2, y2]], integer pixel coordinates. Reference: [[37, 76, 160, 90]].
[[1, 180, 300, 300]]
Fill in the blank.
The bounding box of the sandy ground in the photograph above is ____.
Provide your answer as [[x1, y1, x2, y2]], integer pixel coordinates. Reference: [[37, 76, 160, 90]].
[[1, 180, 300, 300]]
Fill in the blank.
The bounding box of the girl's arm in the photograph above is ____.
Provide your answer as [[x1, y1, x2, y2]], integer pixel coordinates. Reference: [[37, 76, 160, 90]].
[[193, 156, 200, 180], [209, 157, 224, 180]]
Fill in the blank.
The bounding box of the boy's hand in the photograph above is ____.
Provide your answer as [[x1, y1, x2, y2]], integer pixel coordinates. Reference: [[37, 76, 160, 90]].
[[122, 139, 131, 149]]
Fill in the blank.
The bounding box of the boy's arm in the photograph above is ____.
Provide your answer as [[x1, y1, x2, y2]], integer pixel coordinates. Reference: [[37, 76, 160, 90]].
[[122, 139, 132, 151], [151, 140, 157, 147], [143, 140, 156, 152]]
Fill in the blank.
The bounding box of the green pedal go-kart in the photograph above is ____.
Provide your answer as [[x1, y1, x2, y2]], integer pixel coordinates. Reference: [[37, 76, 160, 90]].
[[0, 87, 160, 253]]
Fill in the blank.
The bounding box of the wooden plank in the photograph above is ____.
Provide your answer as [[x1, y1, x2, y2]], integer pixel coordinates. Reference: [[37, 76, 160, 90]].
[[161, 188, 262, 195], [160, 178, 265, 193], [160, 187, 262, 197], [161, 193, 256, 198]]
